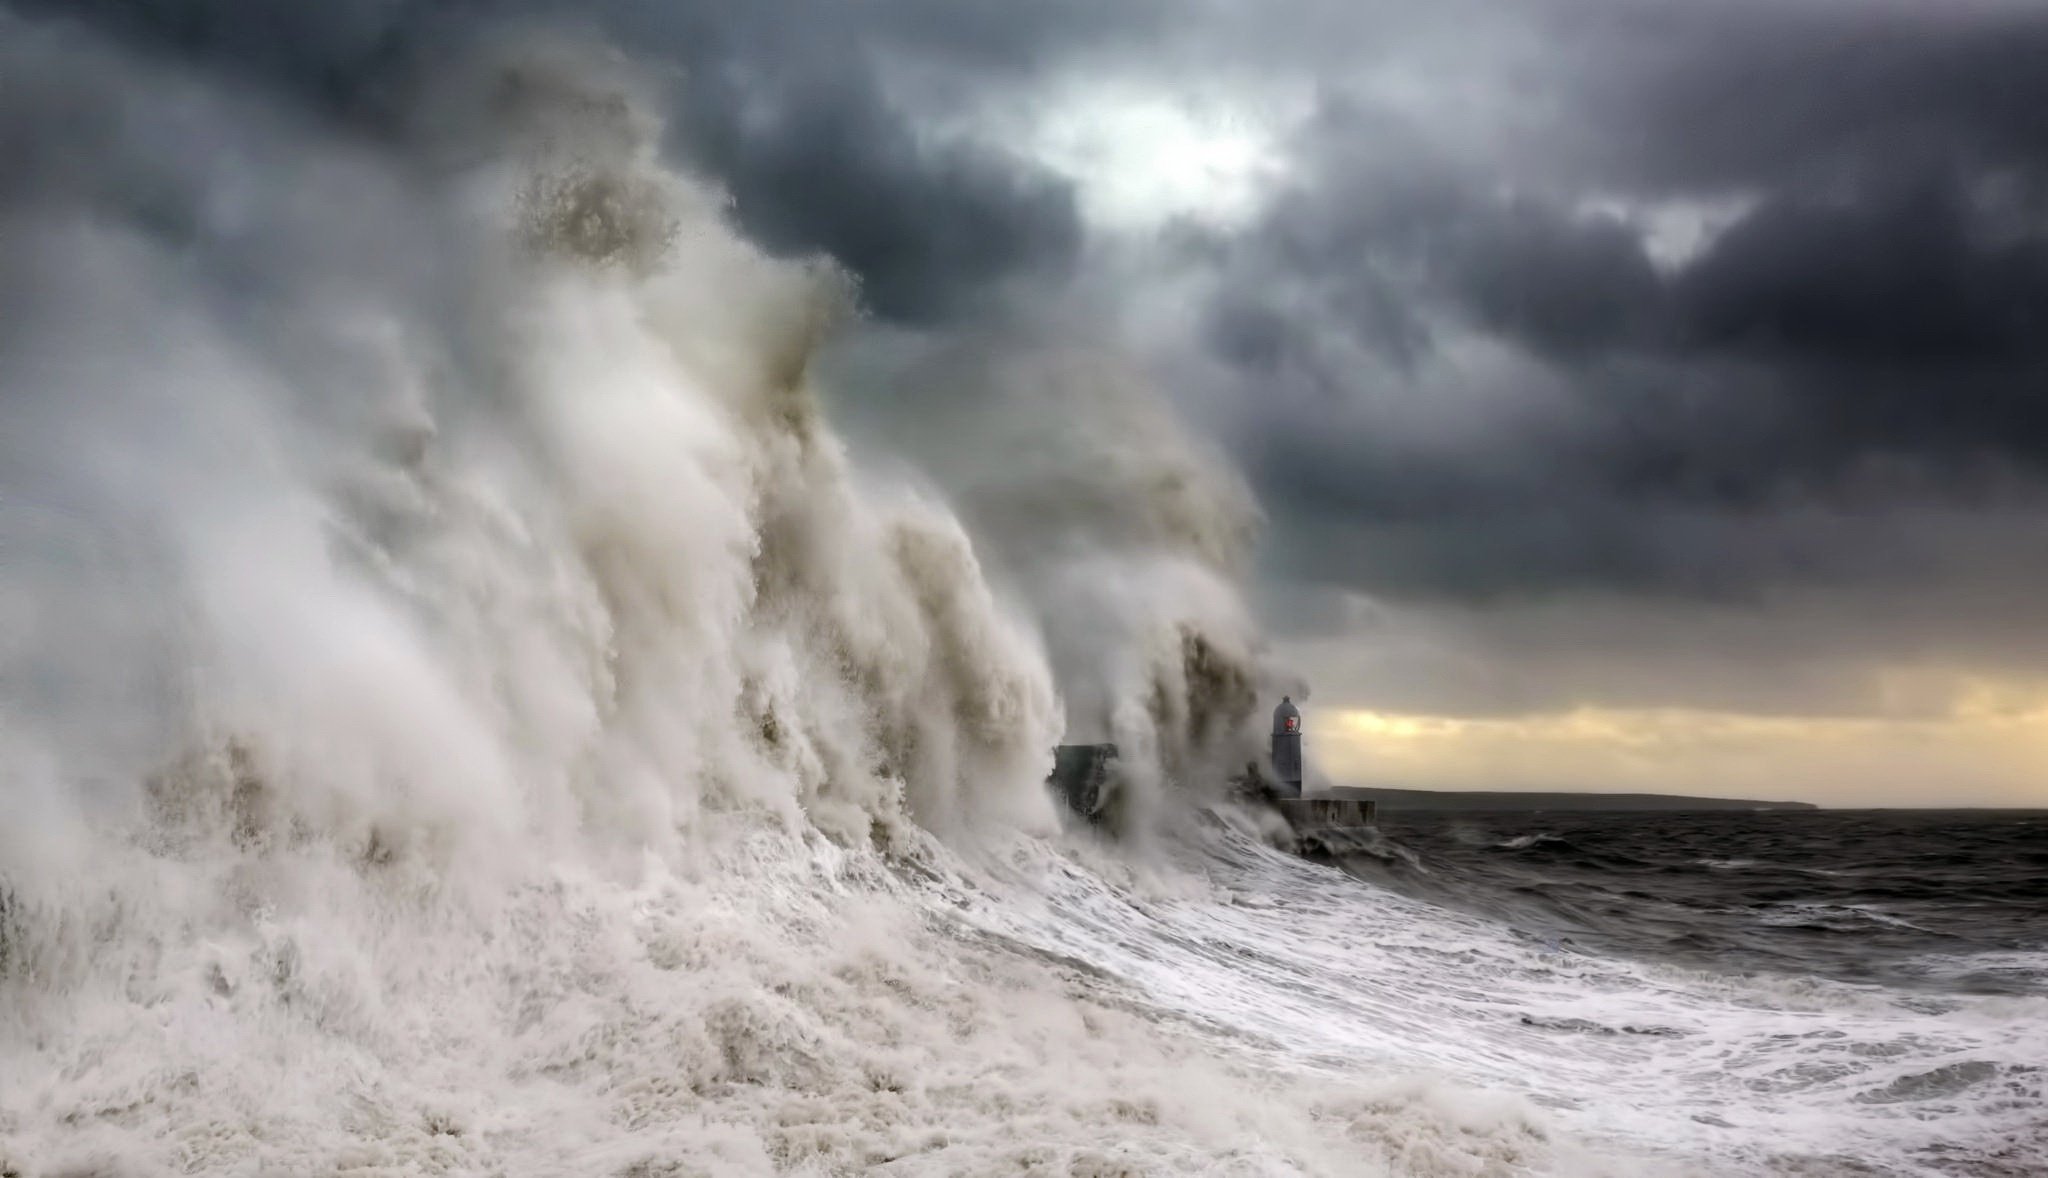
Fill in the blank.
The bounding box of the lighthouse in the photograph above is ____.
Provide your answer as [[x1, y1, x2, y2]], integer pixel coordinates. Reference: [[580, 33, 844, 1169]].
[[1271, 695, 1303, 798]]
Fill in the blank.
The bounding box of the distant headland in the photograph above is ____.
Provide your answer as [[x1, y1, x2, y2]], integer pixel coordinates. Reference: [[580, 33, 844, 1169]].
[[1318, 787, 1819, 813]]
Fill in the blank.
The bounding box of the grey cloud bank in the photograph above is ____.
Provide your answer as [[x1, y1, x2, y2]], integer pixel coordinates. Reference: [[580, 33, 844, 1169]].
[[10, 0, 2048, 730]]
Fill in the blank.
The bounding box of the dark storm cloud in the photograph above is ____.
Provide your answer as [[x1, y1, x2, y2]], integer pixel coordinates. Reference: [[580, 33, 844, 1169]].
[[3, 0, 1125, 322], [1679, 182, 2036, 363], [1198, 122, 1666, 371], [13, 0, 2048, 719], [1553, 1, 2048, 193], [666, 46, 1078, 322], [1195, 1, 2048, 611]]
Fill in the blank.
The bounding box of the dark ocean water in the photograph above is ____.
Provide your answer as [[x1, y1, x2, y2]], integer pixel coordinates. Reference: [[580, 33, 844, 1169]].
[[1321, 809, 2048, 996]]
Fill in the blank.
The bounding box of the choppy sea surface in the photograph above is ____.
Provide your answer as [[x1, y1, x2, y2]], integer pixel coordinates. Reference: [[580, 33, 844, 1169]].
[[950, 808, 2048, 1177], [1336, 810, 2048, 996]]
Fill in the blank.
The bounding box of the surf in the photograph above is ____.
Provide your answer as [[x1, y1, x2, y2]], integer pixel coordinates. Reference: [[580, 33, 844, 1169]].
[[0, 26, 1638, 1177]]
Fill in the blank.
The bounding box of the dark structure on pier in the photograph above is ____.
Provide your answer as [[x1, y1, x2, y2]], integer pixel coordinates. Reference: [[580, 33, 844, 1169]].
[[1047, 742, 1118, 819]]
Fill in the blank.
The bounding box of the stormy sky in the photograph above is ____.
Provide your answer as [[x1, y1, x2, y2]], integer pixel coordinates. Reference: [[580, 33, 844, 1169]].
[[8, 0, 2047, 804]]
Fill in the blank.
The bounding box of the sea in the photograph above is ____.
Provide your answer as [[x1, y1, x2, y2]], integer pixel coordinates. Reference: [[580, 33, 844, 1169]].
[[3, 21, 2046, 1177], [937, 807, 2048, 1178]]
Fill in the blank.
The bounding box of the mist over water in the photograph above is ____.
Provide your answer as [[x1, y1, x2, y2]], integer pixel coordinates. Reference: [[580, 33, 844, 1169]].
[[1, 15, 2041, 1178]]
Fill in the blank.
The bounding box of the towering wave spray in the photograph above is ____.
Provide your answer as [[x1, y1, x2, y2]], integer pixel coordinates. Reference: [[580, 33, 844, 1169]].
[[0, 25, 1071, 876], [867, 340, 1288, 831], [0, 20, 1581, 1177], [0, 20, 1058, 1166]]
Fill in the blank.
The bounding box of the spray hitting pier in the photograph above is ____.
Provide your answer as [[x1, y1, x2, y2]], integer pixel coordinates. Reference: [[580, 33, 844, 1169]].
[[1048, 699, 1374, 849]]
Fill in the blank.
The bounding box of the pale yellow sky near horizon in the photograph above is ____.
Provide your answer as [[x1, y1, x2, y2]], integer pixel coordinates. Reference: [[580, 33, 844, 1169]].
[[1313, 692, 2048, 808]]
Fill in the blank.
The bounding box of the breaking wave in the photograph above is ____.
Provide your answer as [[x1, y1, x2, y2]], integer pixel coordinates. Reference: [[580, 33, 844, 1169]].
[[0, 22, 1610, 1177]]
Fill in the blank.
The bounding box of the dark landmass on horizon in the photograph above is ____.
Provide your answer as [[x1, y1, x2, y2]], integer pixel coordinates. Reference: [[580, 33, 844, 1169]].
[[1318, 787, 1818, 813]]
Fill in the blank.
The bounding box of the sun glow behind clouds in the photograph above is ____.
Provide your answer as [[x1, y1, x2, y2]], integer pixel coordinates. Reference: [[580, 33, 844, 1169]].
[[1320, 685, 2048, 808], [1026, 84, 1287, 231]]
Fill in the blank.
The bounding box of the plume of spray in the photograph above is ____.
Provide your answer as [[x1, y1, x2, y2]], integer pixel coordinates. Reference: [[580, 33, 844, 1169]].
[[844, 339, 1302, 837], [0, 20, 1596, 1178], [0, 20, 1068, 992]]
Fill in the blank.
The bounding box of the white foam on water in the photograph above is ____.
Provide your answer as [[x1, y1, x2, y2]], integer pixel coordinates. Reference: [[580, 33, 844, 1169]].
[[3, 818, 1655, 1177], [941, 823, 2048, 1177]]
